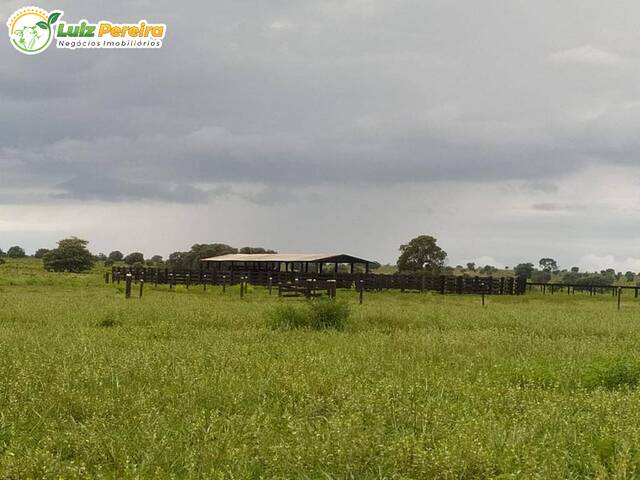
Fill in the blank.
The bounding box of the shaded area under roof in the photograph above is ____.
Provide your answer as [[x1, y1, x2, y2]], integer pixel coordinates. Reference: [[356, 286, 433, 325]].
[[200, 253, 374, 264]]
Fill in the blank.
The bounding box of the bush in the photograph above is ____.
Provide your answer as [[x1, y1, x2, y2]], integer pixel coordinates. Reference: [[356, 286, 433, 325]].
[[307, 298, 350, 330], [6, 246, 25, 258], [267, 298, 350, 331], [266, 304, 309, 330], [583, 359, 640, 390], [43, 237, 94, 273]]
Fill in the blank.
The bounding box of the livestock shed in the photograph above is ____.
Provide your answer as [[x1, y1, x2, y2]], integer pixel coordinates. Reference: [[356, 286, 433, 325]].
[[201, 253, 375, 274]]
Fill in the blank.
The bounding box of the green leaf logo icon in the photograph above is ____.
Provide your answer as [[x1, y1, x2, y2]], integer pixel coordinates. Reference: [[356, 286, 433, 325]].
[[47, 12, 62, 25], [36, 21, 48, 30]]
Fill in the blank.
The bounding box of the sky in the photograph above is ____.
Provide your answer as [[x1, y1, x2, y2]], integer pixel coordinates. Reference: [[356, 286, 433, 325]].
[[2, 0, 640, 271]]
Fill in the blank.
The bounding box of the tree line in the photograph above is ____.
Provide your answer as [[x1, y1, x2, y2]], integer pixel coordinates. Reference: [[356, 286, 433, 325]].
[[0, 239, 276, 273], [2, 235, 638, 285]]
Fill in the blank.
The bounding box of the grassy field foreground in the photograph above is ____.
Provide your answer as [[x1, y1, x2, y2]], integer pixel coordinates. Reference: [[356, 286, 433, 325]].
[[2, 260, 640, 478]]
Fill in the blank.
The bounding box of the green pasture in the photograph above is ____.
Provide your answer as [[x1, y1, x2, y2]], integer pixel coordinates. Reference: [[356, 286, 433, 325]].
[[1, 259, 640, 479]]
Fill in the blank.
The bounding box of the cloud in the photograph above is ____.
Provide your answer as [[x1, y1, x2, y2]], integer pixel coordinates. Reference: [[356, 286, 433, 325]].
[[530, 202, 586, 212], [51, 175, 210, 204], [576, 254, 640, 273], [5, 0, 640, 264], [549, 45, 623, 67], [471, 256, 505, 269], [268, 20, 294, 31]]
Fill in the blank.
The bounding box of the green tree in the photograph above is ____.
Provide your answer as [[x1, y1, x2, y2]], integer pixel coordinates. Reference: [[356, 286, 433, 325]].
[[239, 247, 277, 254], [539, 258, 558, 272], [625, 271, 635, 282], [124, 252, 145, 265], [108, 251, 124, 262], [167, 243, 237, 270], [514, 263, 535, 279], [7, 246, 26, 258], [43, 237, 94, 273], [397, 235, 447, 272], [34, 248, 50, 258], [466, 262, 476, 271]]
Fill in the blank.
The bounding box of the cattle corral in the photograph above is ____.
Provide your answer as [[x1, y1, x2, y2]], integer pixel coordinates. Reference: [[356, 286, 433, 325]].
[[110, 266, 528, 296]]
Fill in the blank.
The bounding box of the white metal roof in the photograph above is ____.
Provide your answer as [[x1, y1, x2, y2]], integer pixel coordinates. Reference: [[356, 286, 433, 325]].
[[200, 253, 373, 263]]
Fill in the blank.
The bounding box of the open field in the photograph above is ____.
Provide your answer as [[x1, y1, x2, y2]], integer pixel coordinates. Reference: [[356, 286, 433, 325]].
[[3, 260, 640, 478]]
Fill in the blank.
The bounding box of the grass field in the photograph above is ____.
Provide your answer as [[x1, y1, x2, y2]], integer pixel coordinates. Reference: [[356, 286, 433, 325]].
[[2, 259, 640, 478]]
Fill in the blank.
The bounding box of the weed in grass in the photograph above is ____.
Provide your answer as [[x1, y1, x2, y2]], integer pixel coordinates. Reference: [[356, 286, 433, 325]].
[[582, 358, 640, 390], [97, 309, 121, 328], [267, 298, 350, 330]]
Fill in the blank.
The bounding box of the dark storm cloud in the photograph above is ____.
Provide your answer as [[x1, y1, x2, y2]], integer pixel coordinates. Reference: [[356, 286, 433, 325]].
[[51, 175, 210, 203], [4, 0, 640, 203]]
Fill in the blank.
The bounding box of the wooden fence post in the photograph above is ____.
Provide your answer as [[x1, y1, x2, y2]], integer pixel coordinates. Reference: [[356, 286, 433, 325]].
[[618, 287, 622, 311], [268, 277, 273, 295], [139, 279, 144, 298], [125, 274, 132, 299], [359, 280, 364, 304]]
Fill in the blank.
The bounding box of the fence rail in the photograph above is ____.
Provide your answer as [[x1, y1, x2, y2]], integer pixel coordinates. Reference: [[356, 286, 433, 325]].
[[527, 282, 640, 297], [110, 267, 527, 295]]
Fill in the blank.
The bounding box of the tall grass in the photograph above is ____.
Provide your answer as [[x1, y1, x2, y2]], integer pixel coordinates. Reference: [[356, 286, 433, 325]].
[[267, 298, 350, 330], [2, 258, 640, 477]]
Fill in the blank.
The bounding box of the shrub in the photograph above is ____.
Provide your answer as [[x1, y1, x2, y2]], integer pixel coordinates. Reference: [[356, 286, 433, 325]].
[[267, 298, 350, 331], [583, 359, 640, 390], [266, 304, 308, 330], [6, 246, 25, 258], [97, 309, 121, 328], [307, 298, 350, 330], [43, 237, 94, 273]]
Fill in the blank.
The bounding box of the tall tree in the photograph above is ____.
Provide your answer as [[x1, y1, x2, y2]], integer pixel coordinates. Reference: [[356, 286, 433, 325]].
[[539, 258, 558, 272], [397, 235, 447, 272], [123, 252, 145, 265], [6, 246, 26, 258], [167, 243, 237, 270], [34, 248, 50, 258], [514, 263, 535, 279], [108, 251, 124, 262], [43, 237, 94, 273]]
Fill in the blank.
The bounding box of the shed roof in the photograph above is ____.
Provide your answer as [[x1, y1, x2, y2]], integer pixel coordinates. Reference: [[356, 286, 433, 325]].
[[200, 253, 374, 264]]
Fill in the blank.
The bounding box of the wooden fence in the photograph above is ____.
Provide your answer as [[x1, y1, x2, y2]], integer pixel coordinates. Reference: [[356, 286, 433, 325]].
[[110, 267, 527, 295], [527, 282, 640, 297]]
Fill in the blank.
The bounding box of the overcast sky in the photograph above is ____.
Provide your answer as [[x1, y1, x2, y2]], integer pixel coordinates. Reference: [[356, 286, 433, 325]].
[[3, 0, 640, 270]]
